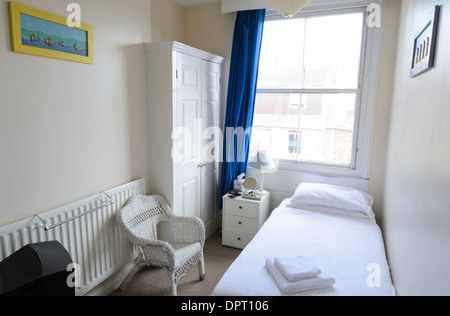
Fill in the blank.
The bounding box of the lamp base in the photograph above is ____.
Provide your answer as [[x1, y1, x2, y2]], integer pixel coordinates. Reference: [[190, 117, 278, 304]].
[[254, 189, 269, 196]]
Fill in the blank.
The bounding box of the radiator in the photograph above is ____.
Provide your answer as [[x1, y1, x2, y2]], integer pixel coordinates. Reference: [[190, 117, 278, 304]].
[[0, 179, 146, 296]]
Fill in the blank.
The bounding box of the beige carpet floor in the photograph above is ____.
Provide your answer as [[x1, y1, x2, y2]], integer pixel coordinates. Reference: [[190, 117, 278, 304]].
[[109, 231, 241, 296]]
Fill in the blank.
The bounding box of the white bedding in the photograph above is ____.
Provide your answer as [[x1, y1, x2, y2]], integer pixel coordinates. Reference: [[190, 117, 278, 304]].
[[212, 200, 396, 296]]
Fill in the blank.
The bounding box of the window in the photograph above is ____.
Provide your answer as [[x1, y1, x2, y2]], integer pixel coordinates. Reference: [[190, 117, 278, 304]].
[[288, 131, 300, 155], [250, 5, 379, 178]]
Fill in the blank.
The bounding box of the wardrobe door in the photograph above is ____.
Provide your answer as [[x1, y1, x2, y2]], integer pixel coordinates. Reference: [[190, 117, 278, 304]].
[[173, 52, 202, 218], [200, 60, 221, 227]]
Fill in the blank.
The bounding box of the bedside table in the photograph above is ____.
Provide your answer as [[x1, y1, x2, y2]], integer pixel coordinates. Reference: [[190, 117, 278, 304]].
[[222, 193, 271, 250]]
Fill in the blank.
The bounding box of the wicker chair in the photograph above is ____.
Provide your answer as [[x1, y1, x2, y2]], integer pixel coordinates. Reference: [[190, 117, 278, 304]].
[[116, 194, 205, 296]]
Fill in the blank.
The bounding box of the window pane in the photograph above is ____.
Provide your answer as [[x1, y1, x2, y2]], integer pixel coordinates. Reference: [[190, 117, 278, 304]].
[[250, 93, 356, 166], [298, 93, 356, 165], [303, 13, 364, 89], [288, 132, 299, 154], [257, 18, 305, 89], [250, 93, 300, 160]]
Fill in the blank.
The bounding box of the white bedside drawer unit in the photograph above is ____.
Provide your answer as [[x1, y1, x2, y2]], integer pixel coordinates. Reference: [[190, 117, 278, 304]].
[[222, 193, 271, 249]]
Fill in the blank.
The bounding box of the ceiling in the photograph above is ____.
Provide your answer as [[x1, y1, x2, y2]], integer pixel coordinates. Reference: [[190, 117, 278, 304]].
[[172, 0, 220, 7]]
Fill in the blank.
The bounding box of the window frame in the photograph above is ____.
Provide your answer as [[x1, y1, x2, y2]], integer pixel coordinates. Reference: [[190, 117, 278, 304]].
[[251, 1, 384, 180]]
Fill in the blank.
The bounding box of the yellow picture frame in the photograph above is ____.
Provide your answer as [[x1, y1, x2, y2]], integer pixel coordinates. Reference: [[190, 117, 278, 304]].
[[9, 1, 93, 64]]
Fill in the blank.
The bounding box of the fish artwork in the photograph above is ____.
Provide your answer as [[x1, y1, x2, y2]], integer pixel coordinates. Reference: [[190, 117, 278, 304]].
[[30, 33, 40, 42], [59, 41, 70, 48], [45, 38, 55, 45]]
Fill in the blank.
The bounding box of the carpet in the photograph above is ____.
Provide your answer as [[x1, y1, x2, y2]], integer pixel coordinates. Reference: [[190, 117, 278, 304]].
[[109, 231, 241, 296]]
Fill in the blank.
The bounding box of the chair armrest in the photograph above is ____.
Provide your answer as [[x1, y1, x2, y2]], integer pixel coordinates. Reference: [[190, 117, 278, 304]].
[[117, 224, 173, 255], [139, 240, 176, 267], [172, 216, 206, 246]]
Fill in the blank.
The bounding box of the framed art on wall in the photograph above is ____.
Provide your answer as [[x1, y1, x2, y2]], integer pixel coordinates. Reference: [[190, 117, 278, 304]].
[[9, 1, 93, 64], [410, 5, 440, 78]]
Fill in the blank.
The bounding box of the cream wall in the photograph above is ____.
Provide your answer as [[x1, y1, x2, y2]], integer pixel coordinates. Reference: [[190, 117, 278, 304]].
[[0, 0, 151, 227], [383, 0, 450, 296], [184, 3, 235, 59], [151, 0, 185, 43], [368, 0, 401, 225]]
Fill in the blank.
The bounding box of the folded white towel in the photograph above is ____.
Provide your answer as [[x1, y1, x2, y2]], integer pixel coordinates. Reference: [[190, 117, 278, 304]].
[[266, 258, 335, 294], [274, 256, 321, 281]]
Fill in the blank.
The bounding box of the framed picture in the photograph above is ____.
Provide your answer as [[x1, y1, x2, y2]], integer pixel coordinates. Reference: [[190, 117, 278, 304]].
[[9, 1, 93, 64], [410, 5, 440, 78]]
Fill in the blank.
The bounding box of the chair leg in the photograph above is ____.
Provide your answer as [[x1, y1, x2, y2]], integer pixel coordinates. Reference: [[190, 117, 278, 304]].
[[171, 280, 178, 296], [169, 271, 178, 296], [199, 256, 205, 281]]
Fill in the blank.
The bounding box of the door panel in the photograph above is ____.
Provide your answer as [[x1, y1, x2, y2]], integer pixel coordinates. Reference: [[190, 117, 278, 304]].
[[174, 53, 202, 217], [182, 66, 199, 89], [182, 177, 198, 218], [202, 167, 217, 223], [201, 60, 221, 225], [181, 100, 199, 164]]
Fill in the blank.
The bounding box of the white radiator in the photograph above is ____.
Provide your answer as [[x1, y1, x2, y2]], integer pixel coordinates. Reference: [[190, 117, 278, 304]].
[[0, 179, 146, 296]]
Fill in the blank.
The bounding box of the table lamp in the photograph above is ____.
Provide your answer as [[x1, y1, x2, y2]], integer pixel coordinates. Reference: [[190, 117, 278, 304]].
[[248, 152, 277, 195]]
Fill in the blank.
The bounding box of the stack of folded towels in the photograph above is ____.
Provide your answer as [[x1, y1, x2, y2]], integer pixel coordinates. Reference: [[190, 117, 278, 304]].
[[265, 256, 335, 294]]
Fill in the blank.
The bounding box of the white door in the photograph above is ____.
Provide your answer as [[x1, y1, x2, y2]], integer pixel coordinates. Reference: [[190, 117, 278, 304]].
[[173, 52, 202, 218], [200, 60, 221, 225]]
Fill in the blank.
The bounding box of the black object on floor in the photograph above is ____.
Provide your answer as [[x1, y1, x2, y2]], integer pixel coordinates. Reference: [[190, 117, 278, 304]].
[[0, 241, 74, 296]]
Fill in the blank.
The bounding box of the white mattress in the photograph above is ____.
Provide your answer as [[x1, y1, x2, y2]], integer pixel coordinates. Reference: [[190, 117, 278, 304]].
[[212, 200, 396, 296]]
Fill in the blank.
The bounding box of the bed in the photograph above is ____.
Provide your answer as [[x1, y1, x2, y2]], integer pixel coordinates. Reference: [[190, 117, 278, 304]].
[[212, 183, 396, 296]]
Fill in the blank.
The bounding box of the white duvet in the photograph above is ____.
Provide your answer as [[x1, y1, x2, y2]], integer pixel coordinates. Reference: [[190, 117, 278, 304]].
[[212, 201, 396, 296]]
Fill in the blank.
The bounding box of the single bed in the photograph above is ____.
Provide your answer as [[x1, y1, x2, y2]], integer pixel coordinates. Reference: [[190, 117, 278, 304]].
[[212, 183, 396, 296]]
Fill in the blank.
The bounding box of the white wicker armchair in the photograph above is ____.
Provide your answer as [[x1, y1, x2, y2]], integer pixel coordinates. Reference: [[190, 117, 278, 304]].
[[116, 194, 205, 296]]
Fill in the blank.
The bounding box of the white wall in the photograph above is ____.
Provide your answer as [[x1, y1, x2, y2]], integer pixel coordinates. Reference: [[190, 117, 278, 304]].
[[0, 0, 151, 227], [368, 0, 401, 225], [383, 0, 450, 296], [151, 0, 185, 43]]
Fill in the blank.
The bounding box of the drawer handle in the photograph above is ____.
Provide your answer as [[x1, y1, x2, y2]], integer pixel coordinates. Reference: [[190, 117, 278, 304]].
[[239, 206, 243, 209], [238, 222, 242, 225]]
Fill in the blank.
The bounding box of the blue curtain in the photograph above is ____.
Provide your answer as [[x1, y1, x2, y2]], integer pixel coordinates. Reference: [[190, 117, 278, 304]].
[[219, 9, 266, 208]]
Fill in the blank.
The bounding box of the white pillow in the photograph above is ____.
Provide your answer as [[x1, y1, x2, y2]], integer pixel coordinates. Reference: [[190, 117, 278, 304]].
[[286, 203, 375, 219], [286, 182, 374, 218]]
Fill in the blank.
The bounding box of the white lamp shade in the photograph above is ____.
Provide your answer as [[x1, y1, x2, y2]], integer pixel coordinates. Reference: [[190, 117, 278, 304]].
[[248, 152, 277, 173], [267, 0, 312, 18]]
